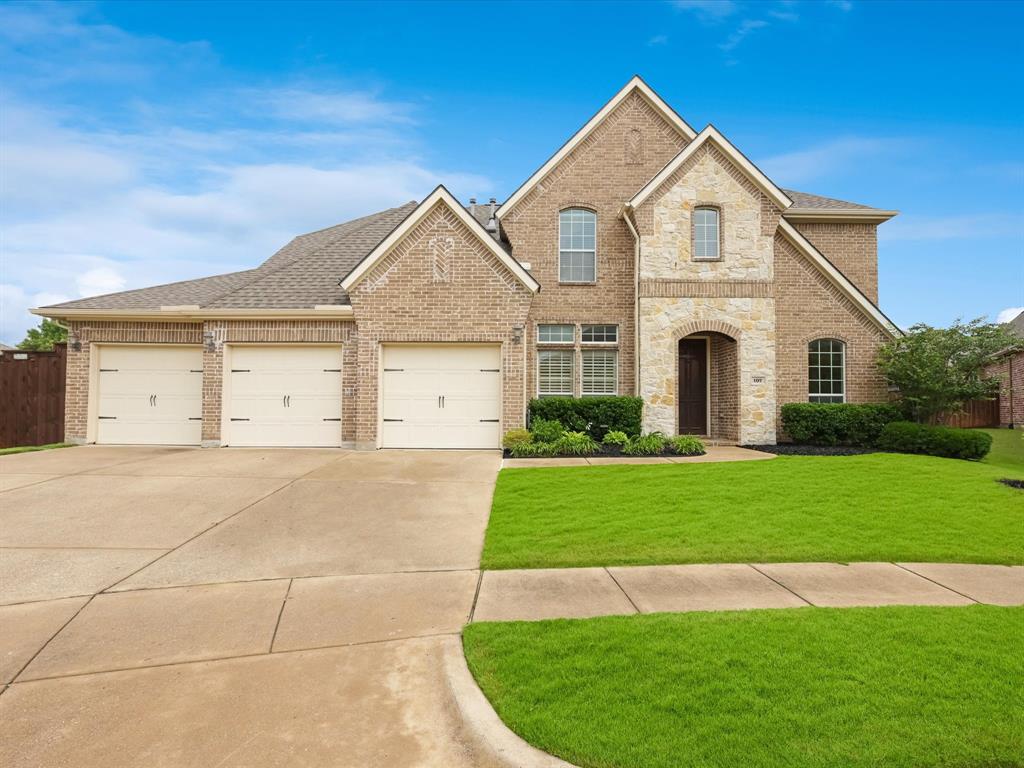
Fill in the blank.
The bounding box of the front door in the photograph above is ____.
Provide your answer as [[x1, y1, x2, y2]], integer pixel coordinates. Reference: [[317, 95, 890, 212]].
[[678, 338, 707, 435]]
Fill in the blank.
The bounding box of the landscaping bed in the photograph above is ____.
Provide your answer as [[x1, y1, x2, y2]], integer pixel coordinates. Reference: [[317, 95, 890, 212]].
[[743, 443, 875, 456], [464, 605, 1024, 768], [502, 443, 705, 459], [482, 453, 1024, 569]]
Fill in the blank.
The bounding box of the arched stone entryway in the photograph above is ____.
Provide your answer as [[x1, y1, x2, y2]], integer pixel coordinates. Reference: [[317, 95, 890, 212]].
[[677, 330, 739, 440]]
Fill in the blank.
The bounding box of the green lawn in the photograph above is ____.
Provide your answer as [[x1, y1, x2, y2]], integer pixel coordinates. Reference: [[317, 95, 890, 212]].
[[979, 427, 1024, 474], [0, 442, 74, 456], [464, 606, 1024, 768], [482, 453, 1023, 569]]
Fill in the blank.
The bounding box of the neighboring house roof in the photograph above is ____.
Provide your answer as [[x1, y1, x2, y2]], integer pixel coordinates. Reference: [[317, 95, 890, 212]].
[[1005, 310, 1024, 336], [496, 75, 698, 219], [340, 186, 539, 294], [630, 124, 793, 210], [782, 188, 898, 222], [0, 343, 16, 351]]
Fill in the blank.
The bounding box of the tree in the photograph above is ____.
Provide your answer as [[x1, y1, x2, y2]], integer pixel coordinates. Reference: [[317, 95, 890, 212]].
[[877, 317, 1024, 423], [18, 318, 68, 351]]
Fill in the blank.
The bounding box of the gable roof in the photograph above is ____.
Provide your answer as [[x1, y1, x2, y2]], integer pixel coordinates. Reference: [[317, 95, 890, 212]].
[[783, 189, 898, 223], [496, 76, 698, 219], [630, 124, 793, 211], [340, 185, 540, 294], [777, 218, 901, 337], [34, 203, 417, 317]]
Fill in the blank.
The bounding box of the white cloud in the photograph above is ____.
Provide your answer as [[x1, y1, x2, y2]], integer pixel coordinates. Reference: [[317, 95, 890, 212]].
[[76, 267, 126, 298], [758, 137, 904, 185], [719, 18, 768, 52], [827, 0, 854, 11], [671, 0, 737, 21], [647, 34, 669, 46], [996, 307, 1024, 324], [250, 88, 416, 125]]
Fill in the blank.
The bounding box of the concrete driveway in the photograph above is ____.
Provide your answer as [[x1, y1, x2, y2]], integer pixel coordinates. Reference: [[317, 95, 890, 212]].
[[0, 445, 501, 767]]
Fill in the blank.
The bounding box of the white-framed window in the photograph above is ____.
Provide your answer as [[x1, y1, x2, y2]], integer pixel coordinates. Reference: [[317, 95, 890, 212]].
[[808, 338, 845, 403], [581, 324, 618, 344], [538, 350, 574, 397], [582, 350, 618, 396], [693, 207, 720, 260], [559, 208, 597, 282], [538, 324, 575, 344]]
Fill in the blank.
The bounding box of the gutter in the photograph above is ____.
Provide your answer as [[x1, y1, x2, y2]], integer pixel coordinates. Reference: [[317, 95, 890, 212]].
[[621, 205, 642, 395], [29, 306, 355, 322], [782, 209, 899, 224]]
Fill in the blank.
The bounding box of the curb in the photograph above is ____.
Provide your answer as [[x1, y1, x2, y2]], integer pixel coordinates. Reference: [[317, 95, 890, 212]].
[[442, 636, 579, 768]]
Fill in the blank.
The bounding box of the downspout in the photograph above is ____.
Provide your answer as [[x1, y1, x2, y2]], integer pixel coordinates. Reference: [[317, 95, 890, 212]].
[[622, 205, 642, 397]]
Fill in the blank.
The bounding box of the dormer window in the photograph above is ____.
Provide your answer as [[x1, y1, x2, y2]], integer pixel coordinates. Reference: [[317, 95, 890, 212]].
[[559, 208, 597, 283], [693, 207, 720, 260]]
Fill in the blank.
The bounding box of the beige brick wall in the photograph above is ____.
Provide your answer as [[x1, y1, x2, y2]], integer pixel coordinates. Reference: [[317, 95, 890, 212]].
[[500, 90, 687, 399], [774, 233, 890, 436], [348, 200, 533, 448], [791, 221, 879, 303], [985, 352, 1024, 427]]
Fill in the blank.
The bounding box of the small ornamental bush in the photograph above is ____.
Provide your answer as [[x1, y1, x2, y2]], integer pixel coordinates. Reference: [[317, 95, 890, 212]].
[[602, 430, 630, 447], [877, 421, 992, 461], [530, 418, 564, 444], [781, 403, 901, 446], [668, 435, 706, 456], [528, 397, 643, 440], [553, 431, 600, 456], [508, 441, 557, 459], [623, 432, 667, 456], [502, 429, 533, 450]]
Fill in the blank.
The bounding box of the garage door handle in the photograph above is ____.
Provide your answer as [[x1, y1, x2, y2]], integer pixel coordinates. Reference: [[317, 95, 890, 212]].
[[322, 418, 341, 422], [98, 416, 117, 420], [189, 417, 202, 421], [323, 368, 341, 372], [441, 396, 445, 408], [231, 369, 250, 373], [383, 418, 403, 422], [383, 368, 403, 372], [190, 369, 203, 373], [99, 368, 118, 372], [230, 418, 250, 422], [479, 419, 499, 423], [480, 368, 500, 373]]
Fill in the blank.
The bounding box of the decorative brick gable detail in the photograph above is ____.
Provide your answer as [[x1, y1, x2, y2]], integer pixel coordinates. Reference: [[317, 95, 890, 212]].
[[349, 202, 533, 447], [791, 221, 879, 303]]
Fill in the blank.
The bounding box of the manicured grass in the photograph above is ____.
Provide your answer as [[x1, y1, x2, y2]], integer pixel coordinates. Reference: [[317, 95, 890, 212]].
[[464, 606, 1024, 768], [482, 453, 1023, 569], [979, 427, 1024, 475], [0, 442, 74, 456]]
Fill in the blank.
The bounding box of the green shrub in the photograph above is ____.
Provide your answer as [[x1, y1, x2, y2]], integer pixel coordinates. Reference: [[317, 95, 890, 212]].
[[781, 403, 902, 446], [502, 429, 532, 450], [623, 432, 667, 456], [530, 418, 564, 444], [509, 441, 557, 458], [602, 430, 630, 447], [553, 431, 600, 456], [667, 435, 706, 456], [529, 397, 643, 440], [877, 421, 993, 460]]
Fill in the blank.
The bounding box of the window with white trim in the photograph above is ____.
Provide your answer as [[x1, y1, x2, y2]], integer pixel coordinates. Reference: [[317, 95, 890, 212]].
[[538, 324, 574, 344], [693, 207, 720, 260], [538, 350, 574, 397], [581, 324, 618, 344], [582, 350, 617, 396], [559, 208, 597, 282], [808, 338, 845, 403]]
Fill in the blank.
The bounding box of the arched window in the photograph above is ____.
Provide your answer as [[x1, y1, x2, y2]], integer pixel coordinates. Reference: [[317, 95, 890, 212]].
[[558, 208, 596, 283], [693, 206, 720, 260], [808, 338, 845, 403]]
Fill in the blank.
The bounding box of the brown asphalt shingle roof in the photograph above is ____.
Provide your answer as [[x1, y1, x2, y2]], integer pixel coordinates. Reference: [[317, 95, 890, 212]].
[[783, 189, 881, 211], [40, 202, 417, 312]]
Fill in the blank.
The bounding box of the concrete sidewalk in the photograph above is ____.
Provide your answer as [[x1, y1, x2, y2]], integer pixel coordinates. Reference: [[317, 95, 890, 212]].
[[471, 562, 1024, 622]]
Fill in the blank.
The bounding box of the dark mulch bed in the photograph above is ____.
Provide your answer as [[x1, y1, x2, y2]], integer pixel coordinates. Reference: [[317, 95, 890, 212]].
[[743, 444, 877, 457], [997, 478, 1024, 490], [502, 444, 705, 460]]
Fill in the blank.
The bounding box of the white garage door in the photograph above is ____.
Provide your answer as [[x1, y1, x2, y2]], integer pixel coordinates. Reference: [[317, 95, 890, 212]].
[[226, 346, 342, 447], [96, 346, 203, 445], [381, 345, 501, 449]]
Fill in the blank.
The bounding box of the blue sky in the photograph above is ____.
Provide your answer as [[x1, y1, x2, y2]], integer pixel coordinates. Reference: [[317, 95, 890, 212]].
[[1, 0, 1021, 344]]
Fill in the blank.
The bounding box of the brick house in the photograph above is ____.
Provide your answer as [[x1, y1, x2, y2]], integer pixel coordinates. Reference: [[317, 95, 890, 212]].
[[985, 310, 1024, 428], [34, 77, 900, 450]]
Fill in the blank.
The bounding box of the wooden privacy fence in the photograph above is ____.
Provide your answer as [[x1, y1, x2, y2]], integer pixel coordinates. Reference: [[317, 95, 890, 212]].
[[0, 344, 67, 448], [936, 398, 1000, 429]]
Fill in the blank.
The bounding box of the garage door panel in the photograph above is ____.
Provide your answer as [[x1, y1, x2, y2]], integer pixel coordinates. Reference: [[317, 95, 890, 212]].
[[381, 345, 501, 449], [96, 346, 203, 446], [226, 346, 342, 447]]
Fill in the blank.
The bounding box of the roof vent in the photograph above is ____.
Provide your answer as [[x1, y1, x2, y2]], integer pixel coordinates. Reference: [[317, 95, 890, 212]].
[[486, 198, 498, 233], [469, 197, 477, 206]]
